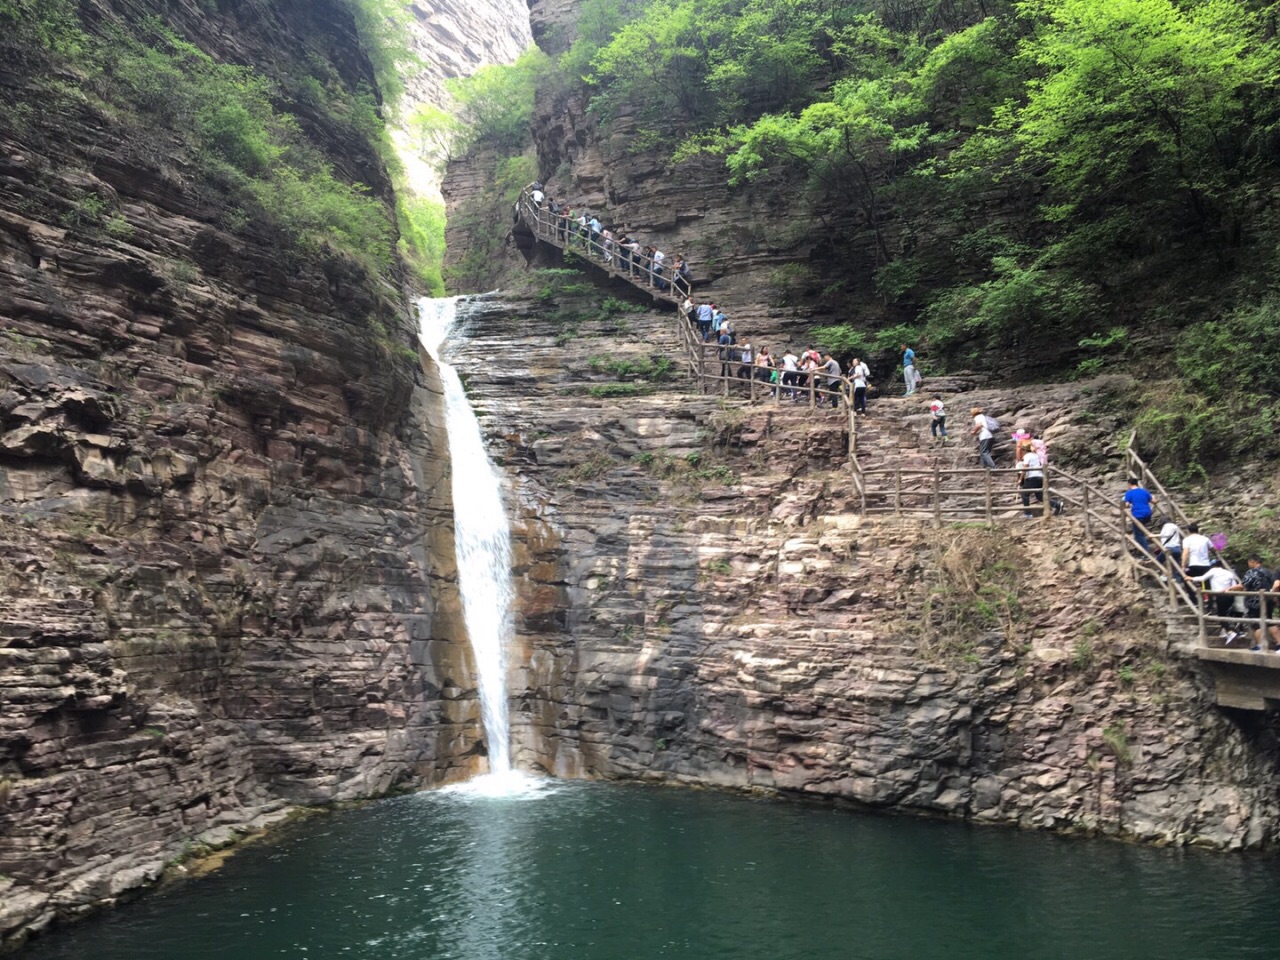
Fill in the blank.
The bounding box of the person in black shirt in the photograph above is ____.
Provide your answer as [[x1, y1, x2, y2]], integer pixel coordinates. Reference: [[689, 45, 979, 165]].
[[1241, 555, 1276, 650]]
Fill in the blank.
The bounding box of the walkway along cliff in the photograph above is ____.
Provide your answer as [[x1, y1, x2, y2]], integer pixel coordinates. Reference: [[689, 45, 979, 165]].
[[517, 186, 1280, 709], [432, 193, 1280, 847]]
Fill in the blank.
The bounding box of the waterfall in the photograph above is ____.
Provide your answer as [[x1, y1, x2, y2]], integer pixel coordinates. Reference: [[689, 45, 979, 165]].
[[418, 296, 514, 777]]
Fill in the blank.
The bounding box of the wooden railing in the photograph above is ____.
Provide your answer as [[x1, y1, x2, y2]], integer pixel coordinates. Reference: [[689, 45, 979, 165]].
[[518, 187, 1273, 656], [858, 435, 1271, 653], [518, 188, 693, 304], [518, 184, 864, 477]]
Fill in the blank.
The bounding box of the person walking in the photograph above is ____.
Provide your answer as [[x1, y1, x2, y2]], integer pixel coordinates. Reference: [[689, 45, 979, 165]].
[[781, 348, 800, 399], [821, 354, 842, 408], [1123, 477, 1156, 556], [1241, 556, 1275, 650], [1018, 444, 1045, 517], [1156, 517, 1183, 569], [1182, 522, 1214, 578], [850, 357, 870, 415], [696, 301, 713, 341], [929, 394, 948, 443], [1188, 562, 1243, 642], [902, 343, 918, 396], [970, 407, 996, 469]]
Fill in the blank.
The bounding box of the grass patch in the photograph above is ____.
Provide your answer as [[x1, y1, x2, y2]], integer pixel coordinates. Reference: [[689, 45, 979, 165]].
[[914, 527, 1027, 664], [588, 355, 676, 381]]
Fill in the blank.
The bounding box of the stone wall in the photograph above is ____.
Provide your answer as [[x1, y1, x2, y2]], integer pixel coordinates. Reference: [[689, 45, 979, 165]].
[[448, 291, 1280, 849], [0, 0, 480, 945]]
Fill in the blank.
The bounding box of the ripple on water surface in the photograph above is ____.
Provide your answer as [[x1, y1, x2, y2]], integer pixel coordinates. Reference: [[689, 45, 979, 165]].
[[26, 780, 1280, 960]]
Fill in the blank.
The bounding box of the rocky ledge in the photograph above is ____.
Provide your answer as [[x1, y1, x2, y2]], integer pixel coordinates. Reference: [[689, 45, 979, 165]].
[[0, 0, 480, 946], [445, 287, 1280, 849]]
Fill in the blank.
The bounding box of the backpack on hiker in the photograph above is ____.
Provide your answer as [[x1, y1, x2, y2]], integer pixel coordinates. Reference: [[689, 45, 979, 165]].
[[984, 414, 1000, 433]]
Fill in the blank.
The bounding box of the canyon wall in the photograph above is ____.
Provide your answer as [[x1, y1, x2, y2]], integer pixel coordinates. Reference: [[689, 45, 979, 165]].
[[0, 0, 484, 946], [393, 0, 531, 197], [447, 290, 1280, 849], [447, 0, 884, 350], [438, 9, 1280, 850]]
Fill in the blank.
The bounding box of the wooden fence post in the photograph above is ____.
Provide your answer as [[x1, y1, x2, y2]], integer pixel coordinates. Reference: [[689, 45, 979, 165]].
[[984, 470, 993, 522], [933, 464, 941, 525], [1082, 484, 1092, 538]]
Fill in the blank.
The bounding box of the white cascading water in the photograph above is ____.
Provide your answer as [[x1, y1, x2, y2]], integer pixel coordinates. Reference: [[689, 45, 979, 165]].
[[418, 296, 516, 781]]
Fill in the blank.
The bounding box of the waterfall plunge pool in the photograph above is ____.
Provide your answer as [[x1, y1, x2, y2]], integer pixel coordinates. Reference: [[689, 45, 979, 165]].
[[27, 779, 1280, 959]]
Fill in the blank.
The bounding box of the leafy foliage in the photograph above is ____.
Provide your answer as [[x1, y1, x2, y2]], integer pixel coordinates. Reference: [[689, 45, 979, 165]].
[[7, 7, 404, 274], [337, 0, 418, 107], [559, 0, 1280, 380], [448, 48, 552, 152], [1177, 299, 1280, 401], [0, 0, 86, 55], [397, 196, 447, 295]]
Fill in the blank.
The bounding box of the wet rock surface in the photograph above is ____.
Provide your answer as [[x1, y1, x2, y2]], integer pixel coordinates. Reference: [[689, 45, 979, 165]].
[[449, 292, 1280, 850]]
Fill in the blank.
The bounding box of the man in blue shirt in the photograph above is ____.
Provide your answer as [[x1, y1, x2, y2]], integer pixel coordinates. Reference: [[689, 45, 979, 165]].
[[1123, 477, 1156, 556], [901, 343, 917, 395], [696, 301, 714, 341]]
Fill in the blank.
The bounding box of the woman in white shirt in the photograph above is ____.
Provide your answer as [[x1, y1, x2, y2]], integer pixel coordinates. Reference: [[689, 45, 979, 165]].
[[1181, 522, 1213, 577], [1157, 517, 1182, 568], [1018, 449, 1044, 516], [970, 407, 996, 469]]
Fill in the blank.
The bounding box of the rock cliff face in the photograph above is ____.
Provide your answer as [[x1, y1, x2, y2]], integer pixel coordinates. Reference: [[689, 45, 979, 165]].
[[405, 0, 531, 105], [446, 2, 875, 349], [394, 0, 531, 198], [0, 0, 482, 946], [447, 290, 1280, 848]]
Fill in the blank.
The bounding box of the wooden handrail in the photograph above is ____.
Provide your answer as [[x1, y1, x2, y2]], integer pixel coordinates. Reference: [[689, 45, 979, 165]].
[[519, 185, 858, 407], [518, 186, 1267, 656]]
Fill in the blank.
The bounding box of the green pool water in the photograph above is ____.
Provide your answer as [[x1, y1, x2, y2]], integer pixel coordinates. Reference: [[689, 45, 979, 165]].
[[26, 778, 1280, 959]]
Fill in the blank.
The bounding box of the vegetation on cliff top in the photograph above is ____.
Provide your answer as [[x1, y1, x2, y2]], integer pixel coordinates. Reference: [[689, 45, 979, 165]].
[[0, 0, 441, 291], [463, 0, 1280, 477]]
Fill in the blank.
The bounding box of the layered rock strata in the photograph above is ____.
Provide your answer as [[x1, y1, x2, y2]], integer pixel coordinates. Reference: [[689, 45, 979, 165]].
[[447, 0, 883, 347], [0, 1, 480, 946], [394, 0, 531, 198], [449, 290, 1280, 848]]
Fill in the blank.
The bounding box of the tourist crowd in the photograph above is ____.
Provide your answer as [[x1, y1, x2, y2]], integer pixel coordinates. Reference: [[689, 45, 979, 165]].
[[1123, 479, 1279, 650], [528, 184, 692, 297]]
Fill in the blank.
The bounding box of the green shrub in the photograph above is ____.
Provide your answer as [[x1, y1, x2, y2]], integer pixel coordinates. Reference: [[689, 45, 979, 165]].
[[1074, 326, 1127, 378], [588, 355, 676, 381], [587, 382, 655, 397], [0, 0, 86, 55], [1133, 383, 1279, 484], [600, 296, 646, 317], [1177, 299, 1280, 401], [397, 195, 446, 295], [923, 257, 1098, 349], [810, 324, 872, 358], [337, 0, 417, 107], [89, 20, 396, 269], [448, 48, 551, 152]]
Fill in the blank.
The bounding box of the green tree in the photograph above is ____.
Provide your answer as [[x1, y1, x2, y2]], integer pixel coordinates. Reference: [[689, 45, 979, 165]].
[[997, 0, 1280, 258], [448, 47, 551, 151]]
